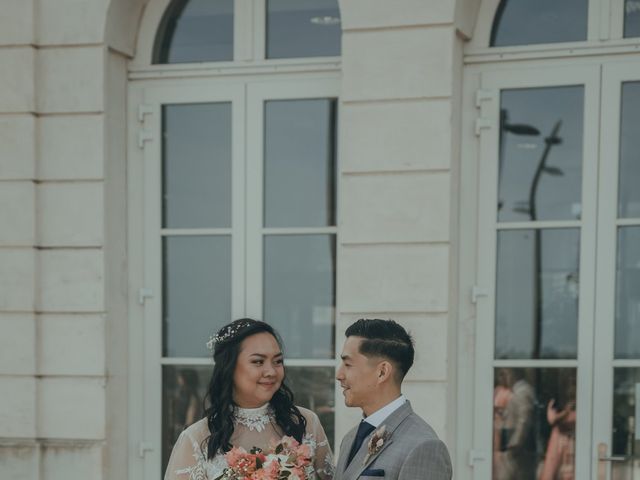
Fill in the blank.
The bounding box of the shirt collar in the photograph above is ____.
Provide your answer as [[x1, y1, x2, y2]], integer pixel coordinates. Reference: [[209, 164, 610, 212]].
[[364, 394, 407, 428]]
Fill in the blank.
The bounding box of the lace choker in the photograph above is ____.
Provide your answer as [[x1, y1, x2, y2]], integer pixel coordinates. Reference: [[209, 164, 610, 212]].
[[234, 403, 274, 432]]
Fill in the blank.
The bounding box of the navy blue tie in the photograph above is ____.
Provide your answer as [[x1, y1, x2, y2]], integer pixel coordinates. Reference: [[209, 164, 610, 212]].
[[346, 421, 375, 467]]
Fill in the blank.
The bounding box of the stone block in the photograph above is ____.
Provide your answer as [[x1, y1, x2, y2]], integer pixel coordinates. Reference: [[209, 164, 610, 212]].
[[339, 0, 454, 30], [0, 48, 35, 113], [0, 314, 36, 375], [38, 182, 104, 247], [37, 47, 104, 113], [38, 314, 105, 376], [342, 27, 453, 101], [0, 248, 35, 311], [37, 115, 104, 180], [0, 377, 36, 437], [0, 181, 35, 246], [339, 244, 449, 312], [42, 443, 104, 480], [403, 381, 448, 438], [0, 115, 36, 180], [0, 0, 34, 45], [37, 0, 109, 45], [0, 443, 39, 480], [38, 250, 104, 312], [340, 100, 451, 172], [341, 172, 450, 244], [38, 377, 106, 439]]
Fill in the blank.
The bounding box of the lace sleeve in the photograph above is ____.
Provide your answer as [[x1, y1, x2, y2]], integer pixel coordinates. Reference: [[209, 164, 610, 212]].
[[164, 424, 208, 480], [302, 409, 335, 480]]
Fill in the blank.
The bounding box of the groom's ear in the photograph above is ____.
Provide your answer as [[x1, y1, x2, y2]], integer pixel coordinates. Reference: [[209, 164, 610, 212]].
[[376, 361, 394, 383]]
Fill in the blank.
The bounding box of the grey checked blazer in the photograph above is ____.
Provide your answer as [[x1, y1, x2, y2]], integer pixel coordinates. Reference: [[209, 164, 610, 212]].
[[334, 401, 452, 480]]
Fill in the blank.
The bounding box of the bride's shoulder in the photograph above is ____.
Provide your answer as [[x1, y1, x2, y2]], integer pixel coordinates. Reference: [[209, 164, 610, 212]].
[[295, 405, 321, 425], [179, 417, 211, 443]]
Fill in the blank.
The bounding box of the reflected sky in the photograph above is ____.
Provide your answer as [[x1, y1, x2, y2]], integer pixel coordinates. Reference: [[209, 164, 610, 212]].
[[618, 82, 640, 218], [498, 87, 584, 222], [154, 0, 233, 64], [162, 103, 232, 229], [264, 99, 337, 228], [163, 236, 231, 357], [625, 0, 640, 38], [267, 0, 341, 58], [263, 235, 335, 359], [491, 0, 588, 47], [496, 229, 580, 359]]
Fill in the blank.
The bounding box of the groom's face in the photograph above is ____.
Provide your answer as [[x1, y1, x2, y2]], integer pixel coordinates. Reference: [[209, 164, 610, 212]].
[[336, 336, 381, 411]]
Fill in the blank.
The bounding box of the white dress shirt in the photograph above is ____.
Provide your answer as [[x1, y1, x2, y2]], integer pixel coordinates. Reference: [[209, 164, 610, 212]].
[[364, 394, 407, 427]]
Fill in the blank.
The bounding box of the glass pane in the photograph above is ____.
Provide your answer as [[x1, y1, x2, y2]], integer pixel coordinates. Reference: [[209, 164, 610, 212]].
[[498, 87, 584, 222], [264, 235, 335, 359], [153, 0, 233, 64], [495, 229, 580, 360], [625, 0, 640, 38], [163, 236, 231, 357], [162, 365, 210, 474], [493, 368, 576, 480], [490, 0, 588, 47], [611, 368, 640, 480], [162, 103, 232, 229], [286, 366, 335, 448], [264, 99, 337, 228], [615, 227, 640, 359], [618, 82, 640, 218], [266, 0, 341, 59]]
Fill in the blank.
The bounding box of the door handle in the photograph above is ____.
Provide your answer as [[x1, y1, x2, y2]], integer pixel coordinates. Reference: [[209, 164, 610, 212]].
[[597, 442, 629, 480], [599, 455, 628, 462]]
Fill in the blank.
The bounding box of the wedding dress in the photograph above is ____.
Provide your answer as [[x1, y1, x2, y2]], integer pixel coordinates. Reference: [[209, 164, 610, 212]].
[[164, 404, 335, 480]]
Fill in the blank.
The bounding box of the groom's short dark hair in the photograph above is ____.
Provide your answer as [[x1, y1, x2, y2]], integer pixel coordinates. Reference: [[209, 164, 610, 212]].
[[345, 318, 415, 382]]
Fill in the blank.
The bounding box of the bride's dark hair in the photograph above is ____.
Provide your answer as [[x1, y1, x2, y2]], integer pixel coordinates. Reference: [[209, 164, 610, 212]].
[[203, 318, 307, 459]]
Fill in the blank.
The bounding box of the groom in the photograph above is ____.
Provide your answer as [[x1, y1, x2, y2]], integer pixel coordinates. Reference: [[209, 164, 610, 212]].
[[335, 319, 452, 479]]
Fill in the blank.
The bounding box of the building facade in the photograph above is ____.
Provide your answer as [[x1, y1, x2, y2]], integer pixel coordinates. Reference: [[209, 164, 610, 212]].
[[0, 1, 639, 479]]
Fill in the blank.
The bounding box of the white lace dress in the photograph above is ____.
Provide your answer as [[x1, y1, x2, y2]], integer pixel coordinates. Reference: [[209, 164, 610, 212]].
[[164, 404, 334, 480]]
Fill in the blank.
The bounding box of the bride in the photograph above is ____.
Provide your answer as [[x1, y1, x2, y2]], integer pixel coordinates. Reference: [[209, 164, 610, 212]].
[[164, 318, 334, 479]]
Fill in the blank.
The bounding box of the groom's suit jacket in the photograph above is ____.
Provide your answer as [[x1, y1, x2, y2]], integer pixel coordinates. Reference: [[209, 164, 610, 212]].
[[335, 401, 452, 480]]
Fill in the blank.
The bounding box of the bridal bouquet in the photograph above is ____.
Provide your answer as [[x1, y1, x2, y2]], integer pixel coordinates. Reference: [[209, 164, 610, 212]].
[[214, 436, 313, 480]]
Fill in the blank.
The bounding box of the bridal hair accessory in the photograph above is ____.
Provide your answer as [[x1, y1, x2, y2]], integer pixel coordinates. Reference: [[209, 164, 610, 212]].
[[363, 425, 390, 466], [207, 321, 254, 350]]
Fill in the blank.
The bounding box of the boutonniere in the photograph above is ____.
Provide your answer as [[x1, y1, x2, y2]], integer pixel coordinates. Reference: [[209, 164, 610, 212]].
[[363, 425, 390, 465]]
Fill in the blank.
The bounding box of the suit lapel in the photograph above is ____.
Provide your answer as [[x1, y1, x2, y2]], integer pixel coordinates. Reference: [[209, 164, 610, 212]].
[[342, 401, 414, 480], [337, 426, 358, 474]]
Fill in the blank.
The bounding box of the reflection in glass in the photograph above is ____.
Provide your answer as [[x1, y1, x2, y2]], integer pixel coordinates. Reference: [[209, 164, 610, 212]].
[[618, 82, 640, 218], [625, 0, 640, 38], [495, 229, 580, 359], [286, 366, 335, 448], [162, 365, 210, 474], [264, 99, 337, 228], [264, 235, 335, 359], [163, 236, 231, 357], [612, 368, 640, 480], [492, 368, 576, 480], [615, 228, 640, 359], [162, 103, 232, 229], [153, 0, 233, 64], [498, 87, 584, 222], [267, 0, 341, 59], [490, 0, 588, 47]]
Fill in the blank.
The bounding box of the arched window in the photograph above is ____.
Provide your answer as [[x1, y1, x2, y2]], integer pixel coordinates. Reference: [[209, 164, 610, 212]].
[[153, 0, 234, 64], [152, 0, 341, 64], [490, 0, 589, 47]]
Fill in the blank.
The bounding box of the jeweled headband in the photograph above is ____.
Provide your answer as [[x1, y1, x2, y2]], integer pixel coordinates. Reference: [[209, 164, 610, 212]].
[[206, 320, 255, 350]]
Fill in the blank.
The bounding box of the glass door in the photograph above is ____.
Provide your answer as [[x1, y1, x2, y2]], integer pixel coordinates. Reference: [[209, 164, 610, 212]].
[[473, 64, 601, 480], [593, 61, 640, 480], [137, 82, 246, 480]]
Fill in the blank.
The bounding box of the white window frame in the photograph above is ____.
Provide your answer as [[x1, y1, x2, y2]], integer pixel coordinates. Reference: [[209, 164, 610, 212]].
[[127, 2, 342, 479]]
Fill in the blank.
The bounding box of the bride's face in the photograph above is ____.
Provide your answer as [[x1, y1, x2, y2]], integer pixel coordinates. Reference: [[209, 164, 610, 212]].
[[233, 332, 285, 408]]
